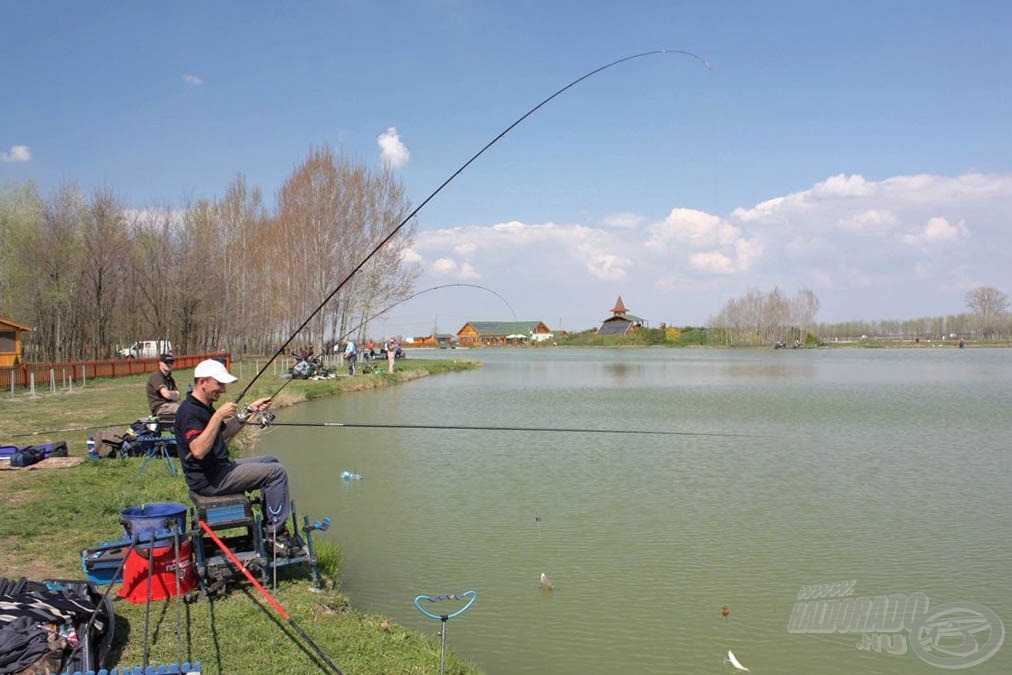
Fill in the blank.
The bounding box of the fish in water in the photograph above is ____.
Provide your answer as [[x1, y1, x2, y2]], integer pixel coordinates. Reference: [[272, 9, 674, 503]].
[[539, 572, 553, 591], [726, 649, 749, 672]]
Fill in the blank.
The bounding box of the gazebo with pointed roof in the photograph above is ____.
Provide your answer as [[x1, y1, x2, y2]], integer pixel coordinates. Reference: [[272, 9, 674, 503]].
[[597, 296, 647, 336]]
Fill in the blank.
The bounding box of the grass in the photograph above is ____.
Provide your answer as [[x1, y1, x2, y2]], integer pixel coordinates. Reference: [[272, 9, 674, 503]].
[[0, 356, 483, 675]]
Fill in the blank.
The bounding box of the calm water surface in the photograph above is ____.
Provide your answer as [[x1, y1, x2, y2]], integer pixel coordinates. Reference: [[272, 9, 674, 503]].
[[261, 348, 1011, 674]]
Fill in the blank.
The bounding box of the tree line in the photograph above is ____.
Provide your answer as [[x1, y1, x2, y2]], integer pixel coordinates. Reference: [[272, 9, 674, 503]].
[[707, 287, 821, 346], [0, 146, 419, 363], [708, 286, 1011, 346]]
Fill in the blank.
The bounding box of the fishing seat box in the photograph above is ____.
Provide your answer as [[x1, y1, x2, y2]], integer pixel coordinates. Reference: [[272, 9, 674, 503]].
[[189, 492, 255, 528], [189, 492, 261, 581]]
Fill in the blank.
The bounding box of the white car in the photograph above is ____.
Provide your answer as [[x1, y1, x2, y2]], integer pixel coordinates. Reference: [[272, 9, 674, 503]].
[[116, 340, 173, 359]]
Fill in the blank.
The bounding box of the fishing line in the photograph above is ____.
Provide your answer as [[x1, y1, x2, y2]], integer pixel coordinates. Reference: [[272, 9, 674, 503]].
[[340, 283, 520, 345], [260, 420, 759, 438], [11, 420, 140, 438], [234, 49, 710, 406], [243, 282, 521, 424]]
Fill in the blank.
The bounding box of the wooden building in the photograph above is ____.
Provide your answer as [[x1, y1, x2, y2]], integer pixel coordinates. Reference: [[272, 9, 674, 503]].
[[457, 321, 553, 346], [410, 333, 458, 347], [0, 317, 31, 366], [597, 297, 647, 336]]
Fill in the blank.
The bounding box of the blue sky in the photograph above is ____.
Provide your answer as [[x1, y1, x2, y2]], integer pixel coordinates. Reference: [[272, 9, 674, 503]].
[[3, 1, 1011, 335]]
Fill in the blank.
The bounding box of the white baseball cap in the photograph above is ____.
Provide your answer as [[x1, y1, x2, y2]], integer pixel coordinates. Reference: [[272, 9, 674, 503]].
[[193, 359, 238, 383]]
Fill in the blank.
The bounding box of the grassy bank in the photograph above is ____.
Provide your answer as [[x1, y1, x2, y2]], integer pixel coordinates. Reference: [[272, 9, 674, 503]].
[[0, 357, 483, 675]]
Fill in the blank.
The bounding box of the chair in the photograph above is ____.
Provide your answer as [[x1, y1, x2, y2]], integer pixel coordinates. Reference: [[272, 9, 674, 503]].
[[135, 414, 178, 477]]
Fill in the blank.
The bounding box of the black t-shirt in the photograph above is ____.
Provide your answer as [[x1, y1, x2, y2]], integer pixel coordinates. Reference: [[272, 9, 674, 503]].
[[174, 394, 234, 492]]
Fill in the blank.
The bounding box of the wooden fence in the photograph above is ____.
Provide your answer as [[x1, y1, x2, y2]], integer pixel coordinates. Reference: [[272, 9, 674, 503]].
[[0, 353, 230, 391]]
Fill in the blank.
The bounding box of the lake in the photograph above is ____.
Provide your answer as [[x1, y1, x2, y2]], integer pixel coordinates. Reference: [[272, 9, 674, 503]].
[[260, 347, 1011, 674]]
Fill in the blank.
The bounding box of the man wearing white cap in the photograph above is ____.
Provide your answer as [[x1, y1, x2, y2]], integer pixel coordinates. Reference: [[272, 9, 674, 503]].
[[174, 358, 296, 554]]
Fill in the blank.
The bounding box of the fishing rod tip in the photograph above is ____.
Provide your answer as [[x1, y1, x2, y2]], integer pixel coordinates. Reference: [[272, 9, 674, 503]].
[[659, 48, 711, 71]]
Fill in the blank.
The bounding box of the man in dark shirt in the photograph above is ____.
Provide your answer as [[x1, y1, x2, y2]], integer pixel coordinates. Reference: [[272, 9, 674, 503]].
[[174, 358, 296, 553], [146, 353, 180, 416]]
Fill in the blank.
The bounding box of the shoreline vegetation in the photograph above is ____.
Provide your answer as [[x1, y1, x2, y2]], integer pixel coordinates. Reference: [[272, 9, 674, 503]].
[[0, 357, 484, 675], [554, 327, 1012, 348]]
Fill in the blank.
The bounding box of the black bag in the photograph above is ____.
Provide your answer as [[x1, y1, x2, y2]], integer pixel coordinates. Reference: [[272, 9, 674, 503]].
[[36, 441, 68, 458], [10, 446, 43, 467], [0, 577, 115, 674]]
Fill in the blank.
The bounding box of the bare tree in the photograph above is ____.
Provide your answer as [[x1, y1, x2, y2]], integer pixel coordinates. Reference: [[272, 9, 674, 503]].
[[2, 147, 419, 363], [792, 288, 821, 343], [965, 286, 1009, 338], [273, 146, 417, 353], [173, 200, 223, 353], [81, 187, 131, 359], [0, 181, 45, 319], [130, 208, 180, 347], [26, 184, 87, 361], [215, 175, 270, 356], [710, 286, 822, 346]]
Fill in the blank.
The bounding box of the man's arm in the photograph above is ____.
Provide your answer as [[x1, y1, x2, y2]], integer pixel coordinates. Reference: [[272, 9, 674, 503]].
[[186, 402, 236, 459], [157, 385, 180, 402]]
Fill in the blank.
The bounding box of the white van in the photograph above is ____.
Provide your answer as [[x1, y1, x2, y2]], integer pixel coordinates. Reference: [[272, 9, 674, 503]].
[[116, 340, 174, 359]]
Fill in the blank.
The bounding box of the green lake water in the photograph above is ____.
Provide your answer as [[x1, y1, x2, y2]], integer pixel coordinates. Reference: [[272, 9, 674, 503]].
[[261, 347, 1010, 674]]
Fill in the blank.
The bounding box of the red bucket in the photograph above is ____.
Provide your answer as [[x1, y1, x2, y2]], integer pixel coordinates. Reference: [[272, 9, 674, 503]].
[[119, 538, 196, 603]]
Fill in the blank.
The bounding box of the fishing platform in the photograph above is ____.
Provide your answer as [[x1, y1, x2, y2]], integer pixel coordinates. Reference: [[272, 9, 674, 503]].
[[189, 492, 328, 597]]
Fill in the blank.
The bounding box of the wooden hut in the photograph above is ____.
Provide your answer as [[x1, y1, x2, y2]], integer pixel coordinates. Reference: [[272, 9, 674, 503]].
[[0, 317, 32, 366], [456, 321, 553, 346]]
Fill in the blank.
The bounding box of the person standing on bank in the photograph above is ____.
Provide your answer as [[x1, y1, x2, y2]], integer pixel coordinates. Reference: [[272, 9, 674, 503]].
[[174, 358, 296, 553], [146, 353, 180, 417], [386, 337, 396, 374], [344, 339, 357, 376]]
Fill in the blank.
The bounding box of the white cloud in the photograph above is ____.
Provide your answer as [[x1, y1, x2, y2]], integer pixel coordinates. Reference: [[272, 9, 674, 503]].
[[901, 216, 968, 246], [0, 145, 31, 162], [453, 242, 477, 256], [430, 257, 479, 279], [734, 238, 764, 270], [647, 208, 739, 250], [182, 73, 204, 86], [600, 212, 644, 229], [584, 253, 631, 281], [400, 248, 422, 264], [431, 258, 458, 275], [689, 250, 735, 274], [837, 209, 897, 235], [812, 173, 875, 198], [378, 126, 409, 170], [398, 172, 1012, 328]]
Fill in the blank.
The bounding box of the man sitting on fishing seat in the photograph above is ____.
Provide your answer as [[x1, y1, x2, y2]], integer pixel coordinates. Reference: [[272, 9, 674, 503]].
[[146, 353, 181, 418], [174, 358, 301, 555]]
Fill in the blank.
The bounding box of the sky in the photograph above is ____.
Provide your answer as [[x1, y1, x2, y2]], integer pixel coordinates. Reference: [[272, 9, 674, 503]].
[[3, 1, 1011, 336]]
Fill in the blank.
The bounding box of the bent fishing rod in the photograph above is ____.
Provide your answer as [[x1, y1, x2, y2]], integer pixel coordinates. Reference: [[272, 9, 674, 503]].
[[234, 49, 710, 407], [244, 282, 522, 420], [339, 283, 520, 347]]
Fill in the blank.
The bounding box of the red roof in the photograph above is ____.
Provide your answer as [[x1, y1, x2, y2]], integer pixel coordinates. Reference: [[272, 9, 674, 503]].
[[611, 296, 627, 315]]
